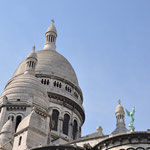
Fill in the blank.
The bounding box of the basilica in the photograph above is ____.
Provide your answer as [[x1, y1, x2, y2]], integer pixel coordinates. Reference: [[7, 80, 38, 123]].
[[0, 21, 149, 150]]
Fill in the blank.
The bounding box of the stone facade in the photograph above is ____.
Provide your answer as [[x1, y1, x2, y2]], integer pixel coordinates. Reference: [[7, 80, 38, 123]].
[[0, 21, 149, 150], [0, 21, 84, 149]]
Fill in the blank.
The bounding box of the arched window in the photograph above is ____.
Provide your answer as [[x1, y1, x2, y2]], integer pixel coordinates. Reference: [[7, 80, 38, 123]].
[[62, 114, 70, 135], [59, 83, 62, 88], [41, 79, 43, 84], [52, 109, 59, 131], [18, 136, 22, 146], [44, 79, 46, 85], [47, 80, 49, 85], [65, 85, 67, 90], [54, 81, 56, 86], [57, 82, 59, 87], [8, 115, 14, 121], [72, 120, 78, 140], [15, 115, 22, 132]]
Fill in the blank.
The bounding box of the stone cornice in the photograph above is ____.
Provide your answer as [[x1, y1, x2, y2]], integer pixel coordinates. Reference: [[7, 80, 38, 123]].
[[14, 126, 47, 137], [0, 104, 49, 117], [0, 104, 29, 110], [94, 132, 150, 150], [48, 92, 85, 124], [31, 145, 84, 150], [69, 135, 108, 144]]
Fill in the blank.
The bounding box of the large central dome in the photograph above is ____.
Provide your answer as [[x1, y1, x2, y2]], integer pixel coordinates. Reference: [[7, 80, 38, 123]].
[[11, 21, 85, 142], [13, 50, 79, 86], [0, 21, 85, 145]]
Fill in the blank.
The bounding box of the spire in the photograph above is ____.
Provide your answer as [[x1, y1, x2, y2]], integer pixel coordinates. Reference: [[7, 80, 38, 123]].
[[51, 19, 54, 24], [115, 99, 125, 125], [112, 99, 128, 134], [118, 99, 120, 104], [43, 19, 57, 51], [24, 46, 38, 75], [32, 45, 35, 52]]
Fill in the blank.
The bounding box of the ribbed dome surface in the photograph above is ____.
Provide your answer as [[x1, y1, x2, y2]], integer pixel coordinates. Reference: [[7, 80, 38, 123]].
[[27, 50, 37, 59], [46, 23, 57, 34], [2, 74, 49, 111], [115, 104, 125, 115], [13, 50, 79, 86]]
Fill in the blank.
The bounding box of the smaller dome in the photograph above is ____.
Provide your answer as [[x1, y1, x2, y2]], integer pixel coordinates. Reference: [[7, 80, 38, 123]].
[[115, 100, 125, 115], [2, 74, 49, 111], [27, 46, 37, 60], [46, 20, 57, 35]]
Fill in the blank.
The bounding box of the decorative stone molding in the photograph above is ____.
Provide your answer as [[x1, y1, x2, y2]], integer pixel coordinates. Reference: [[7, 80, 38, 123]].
[[48, 92, 85, 124], [36, 74, 83, 102], [31, 145, 84, 150], [94, 132, 150, 150], [1, 105, 28, 111]]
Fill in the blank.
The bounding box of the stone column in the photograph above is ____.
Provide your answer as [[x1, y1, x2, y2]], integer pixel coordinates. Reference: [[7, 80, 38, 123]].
[[47, 116, 51, 145], [69, 122, 73, 139], [58, 116, 63, 135], [0, 96, 8, 130], [0, 106, 7, 131]]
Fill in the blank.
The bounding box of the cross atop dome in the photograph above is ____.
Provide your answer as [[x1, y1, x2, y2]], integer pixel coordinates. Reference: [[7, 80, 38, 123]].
[[112, 100, 128, 134], [43, 20, 57, 51], [25, 46, 37, 75], [118, 99, 121, 104], [32, 45, 35, 52], [51, 19, 54, 24]]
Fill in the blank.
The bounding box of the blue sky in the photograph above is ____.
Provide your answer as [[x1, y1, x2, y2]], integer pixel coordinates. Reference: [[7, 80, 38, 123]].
[[0, 0, 150, 136]]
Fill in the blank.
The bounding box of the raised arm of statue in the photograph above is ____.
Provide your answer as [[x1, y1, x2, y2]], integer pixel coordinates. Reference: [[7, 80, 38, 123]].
[[132, 107, 135, 114], [126, 109, 130, 116]]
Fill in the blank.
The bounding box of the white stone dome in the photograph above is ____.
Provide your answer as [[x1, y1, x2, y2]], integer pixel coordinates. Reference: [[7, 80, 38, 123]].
[[13, 50, 79, 86], [27, 48, 37, 59], [46, 23, 57, 35], [1, 74, 49, 111], [115, 103, 125, 115]]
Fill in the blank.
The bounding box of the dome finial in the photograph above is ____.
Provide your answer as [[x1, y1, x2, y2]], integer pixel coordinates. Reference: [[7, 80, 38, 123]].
[[32, 45, 35, 52], [51, 19, 54, 24], [24, 46, 37, 75], [43, 20, 57, 51], [118, 99, 121, 104], [112, 99, 128, 134]]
